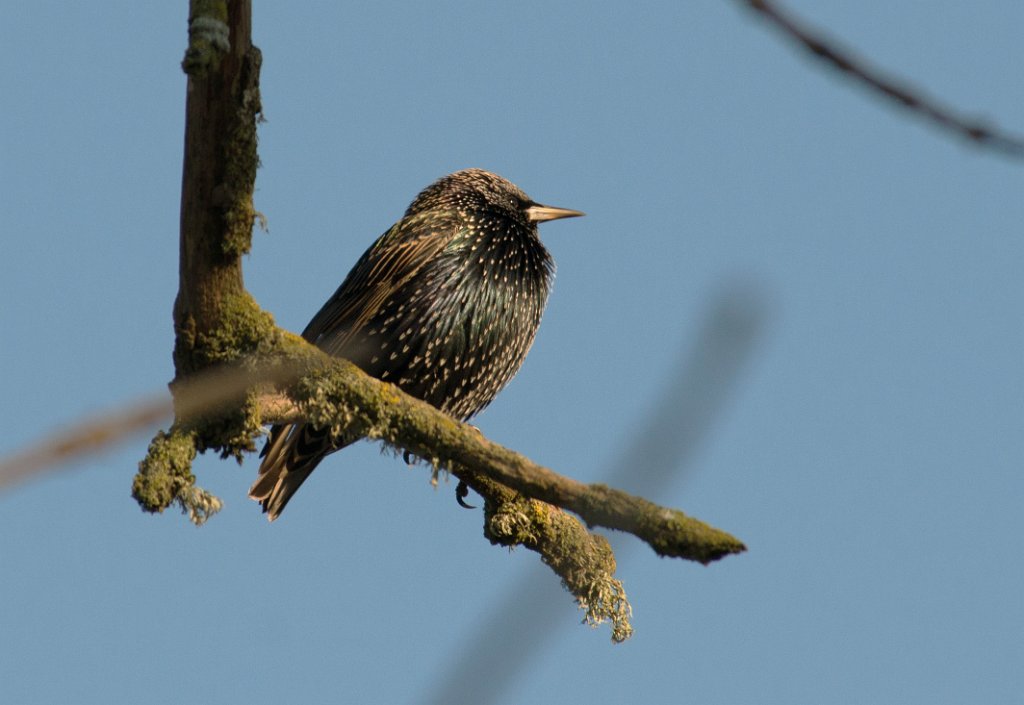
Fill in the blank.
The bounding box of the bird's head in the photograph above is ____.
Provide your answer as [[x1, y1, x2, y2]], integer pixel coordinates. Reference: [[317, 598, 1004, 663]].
[[405, 168, 584, 227]]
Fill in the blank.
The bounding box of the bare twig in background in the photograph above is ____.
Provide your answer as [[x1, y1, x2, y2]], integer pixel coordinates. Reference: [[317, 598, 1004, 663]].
[[428, 283, 770, 704], [742, 0, 1024, 158], [0, 364, 296, 493]]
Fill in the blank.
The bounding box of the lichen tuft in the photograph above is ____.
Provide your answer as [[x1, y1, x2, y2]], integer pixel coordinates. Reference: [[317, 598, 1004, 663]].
[[133, 428, 200, 514]]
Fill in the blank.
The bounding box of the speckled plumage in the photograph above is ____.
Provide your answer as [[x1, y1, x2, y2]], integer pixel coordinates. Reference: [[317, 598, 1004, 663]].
[[250, 169, 583, 519]]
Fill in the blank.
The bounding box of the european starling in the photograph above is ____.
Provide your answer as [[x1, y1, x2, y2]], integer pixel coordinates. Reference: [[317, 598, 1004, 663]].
[[249, 168, 583, 519]]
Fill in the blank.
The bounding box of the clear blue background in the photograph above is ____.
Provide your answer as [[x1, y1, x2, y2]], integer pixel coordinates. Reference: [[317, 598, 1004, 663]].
[[2, 2, 1022, 704]]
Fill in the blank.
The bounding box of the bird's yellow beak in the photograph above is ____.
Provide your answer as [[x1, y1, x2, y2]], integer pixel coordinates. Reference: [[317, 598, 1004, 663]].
[[525, 204, 585, 223]]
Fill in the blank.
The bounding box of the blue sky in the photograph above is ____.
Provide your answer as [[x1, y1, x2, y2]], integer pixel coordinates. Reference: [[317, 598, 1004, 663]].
[[2, 2, 1022, 704]]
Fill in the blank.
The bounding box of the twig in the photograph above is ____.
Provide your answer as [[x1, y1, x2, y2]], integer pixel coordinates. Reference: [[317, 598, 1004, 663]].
[[743, 0, 1024, 157]]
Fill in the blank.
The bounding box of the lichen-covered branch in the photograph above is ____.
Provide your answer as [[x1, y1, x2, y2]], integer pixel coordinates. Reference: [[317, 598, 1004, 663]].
[[134, 330, 744, 641], [175, 0, 262, 380], [255, 352, 747, 565], [133, 427, 222, 525], [136, 339, 747, 565], [479, 474, 633, 642]]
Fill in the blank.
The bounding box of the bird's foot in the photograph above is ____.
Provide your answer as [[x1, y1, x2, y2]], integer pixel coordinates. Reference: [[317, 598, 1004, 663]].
[[456, 480, 476, 509]]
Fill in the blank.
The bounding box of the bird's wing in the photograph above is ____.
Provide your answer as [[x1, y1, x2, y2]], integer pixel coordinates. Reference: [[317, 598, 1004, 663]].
[[250, 211, 465, 520], [301, 210, 462, 355]]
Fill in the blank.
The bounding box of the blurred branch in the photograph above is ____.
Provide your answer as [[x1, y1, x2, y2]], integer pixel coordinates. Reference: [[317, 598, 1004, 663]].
[[741, 0, 1024, 158], [0, 398, 169, 492], [0, 363, 293, 495]]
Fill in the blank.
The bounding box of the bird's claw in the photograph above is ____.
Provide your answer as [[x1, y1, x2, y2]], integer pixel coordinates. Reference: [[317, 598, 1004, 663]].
[[456, 480, 475, 509]]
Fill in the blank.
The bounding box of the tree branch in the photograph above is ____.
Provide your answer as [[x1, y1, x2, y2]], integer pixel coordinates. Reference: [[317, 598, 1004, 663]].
[[175, 0, 263, 379], [254, 354, 747, 565]]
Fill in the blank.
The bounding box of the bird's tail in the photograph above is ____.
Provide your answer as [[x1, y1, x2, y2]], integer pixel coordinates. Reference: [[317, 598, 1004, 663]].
[[249, 423, 332, 521]]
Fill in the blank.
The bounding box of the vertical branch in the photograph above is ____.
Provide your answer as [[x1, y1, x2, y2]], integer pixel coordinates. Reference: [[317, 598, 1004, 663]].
[[175, 0, 262, 375], [133, 0, 264, 518]]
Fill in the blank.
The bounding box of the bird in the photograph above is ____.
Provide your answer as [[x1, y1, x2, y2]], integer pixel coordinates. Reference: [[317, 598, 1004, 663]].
[[249, 168, 584, 520]]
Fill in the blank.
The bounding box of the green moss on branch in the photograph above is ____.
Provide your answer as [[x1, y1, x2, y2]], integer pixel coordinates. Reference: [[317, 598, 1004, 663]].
[[132, 427, 221, 525]]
